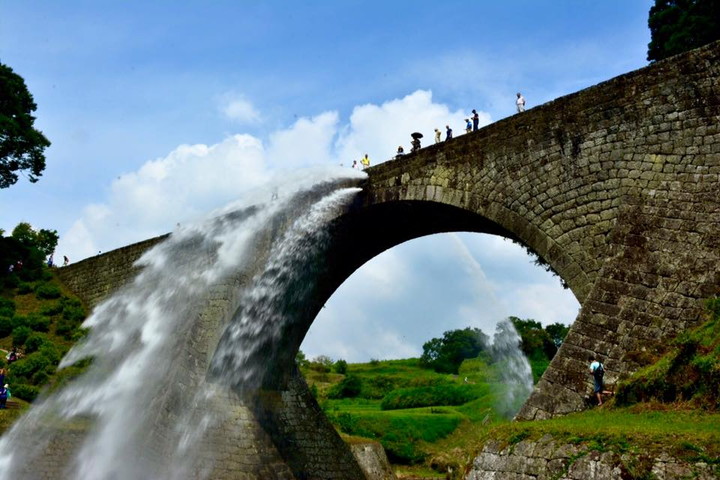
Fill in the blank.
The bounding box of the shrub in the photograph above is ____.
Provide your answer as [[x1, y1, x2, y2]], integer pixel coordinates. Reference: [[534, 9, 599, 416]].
[[9, 353, 49, 380], [328, 375, 362, 399], [56, 318, 77, 340], [0, 316, 13, 337], [35, 283, 61, 300], [38, 343, 60, 364], [11, 315, 28, 329], [16, 282, 33, 294], [3, 274, 19, 289], [308, 355, 333, 373], [330, 412, 461, 465], [24, 332, 49, 354], [380, 385, 480, 411], [61, 297, 86, 323], [25, 313, 51, 332], [40, 302, 63, 316], [11, 383, 39, 402], [12, 325, 32, 346], [0, 298, 15, 318], [362, 375, 398, 399], [333, 359, 348, 374]]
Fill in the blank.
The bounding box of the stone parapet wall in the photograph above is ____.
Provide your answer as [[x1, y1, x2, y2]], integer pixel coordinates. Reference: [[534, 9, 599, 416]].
[[55, 235, 168, 309], [466, 436, 718, 480]]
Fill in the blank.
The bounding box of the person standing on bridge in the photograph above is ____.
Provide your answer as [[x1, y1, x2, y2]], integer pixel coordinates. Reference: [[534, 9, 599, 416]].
[[472, 109, 480, 130], [516, 93, 526, 113], [361, 154, 370, 170], [445, 125, 453, 141]]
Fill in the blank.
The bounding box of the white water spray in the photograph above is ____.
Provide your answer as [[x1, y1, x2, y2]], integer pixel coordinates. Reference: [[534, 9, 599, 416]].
[[0, 167, 365, 480], [448, 234, 534, 418], [490, 319, 535, 418]]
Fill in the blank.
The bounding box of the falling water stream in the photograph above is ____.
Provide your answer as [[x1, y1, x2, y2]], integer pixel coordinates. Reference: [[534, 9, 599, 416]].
[[0, 167, 365, 480]]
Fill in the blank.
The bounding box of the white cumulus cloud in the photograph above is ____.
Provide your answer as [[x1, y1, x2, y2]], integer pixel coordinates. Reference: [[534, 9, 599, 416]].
[[220, 94, 261, 124]]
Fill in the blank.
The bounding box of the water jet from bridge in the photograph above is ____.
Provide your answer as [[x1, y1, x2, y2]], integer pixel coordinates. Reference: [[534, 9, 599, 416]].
[[0, 167, 365, 480]]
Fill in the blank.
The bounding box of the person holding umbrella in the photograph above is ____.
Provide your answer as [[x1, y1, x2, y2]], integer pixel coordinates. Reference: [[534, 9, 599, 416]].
[[411, 132, 423, 152]]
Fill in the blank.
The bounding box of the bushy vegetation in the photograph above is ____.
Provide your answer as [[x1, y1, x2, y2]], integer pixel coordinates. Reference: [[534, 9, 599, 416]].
[[420, 327, 488, 374], [615, 297, 720, 410], [0, 223, 88, 403], [380, 385, 482, 411], [330, 409, 463, 464], [647, 0, 720, 62]]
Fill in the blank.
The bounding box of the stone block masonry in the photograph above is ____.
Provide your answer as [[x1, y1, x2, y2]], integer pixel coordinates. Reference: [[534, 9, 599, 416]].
[[50, 40, 720, 477]]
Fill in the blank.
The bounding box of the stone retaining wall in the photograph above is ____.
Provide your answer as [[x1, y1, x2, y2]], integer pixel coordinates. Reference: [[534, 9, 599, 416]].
[[466, 436, 718, 480]]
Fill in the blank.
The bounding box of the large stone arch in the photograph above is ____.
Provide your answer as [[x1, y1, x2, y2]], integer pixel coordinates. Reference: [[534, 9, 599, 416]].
[[48, 40, 720, 478]]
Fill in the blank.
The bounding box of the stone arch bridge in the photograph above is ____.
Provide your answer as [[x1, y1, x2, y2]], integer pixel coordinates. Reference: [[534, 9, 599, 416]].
[[49, 42, 720, 479]]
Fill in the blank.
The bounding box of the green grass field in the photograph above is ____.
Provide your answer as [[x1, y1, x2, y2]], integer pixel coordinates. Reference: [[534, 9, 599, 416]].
[[302, 302, 720, 477]]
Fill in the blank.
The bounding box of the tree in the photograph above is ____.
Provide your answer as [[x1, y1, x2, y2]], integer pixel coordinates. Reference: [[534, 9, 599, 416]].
[[0, 62, 51, 188], [1, 223, 58, 283], [11, 222, 58, 257], [647, 0, 720, 62], [545, 322, 570, 348], [509, 317, 558, 361], [420, 327, 489, 374]]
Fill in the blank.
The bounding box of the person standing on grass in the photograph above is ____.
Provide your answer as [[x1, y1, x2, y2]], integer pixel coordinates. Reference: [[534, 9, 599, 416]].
[[0, 384, 9, 409], [589, 355, 613, 406]]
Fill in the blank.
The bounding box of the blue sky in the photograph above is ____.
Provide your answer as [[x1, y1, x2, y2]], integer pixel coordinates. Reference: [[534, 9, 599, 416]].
[[0, 1, 653, 361]]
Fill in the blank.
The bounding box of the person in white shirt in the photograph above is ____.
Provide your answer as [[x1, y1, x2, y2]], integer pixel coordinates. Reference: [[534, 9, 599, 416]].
[[516, 92, 526, 113], [588, 355, 613, 406]]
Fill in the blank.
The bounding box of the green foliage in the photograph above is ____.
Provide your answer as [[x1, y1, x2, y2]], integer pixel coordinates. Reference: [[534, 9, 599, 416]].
[[0, 316, 12, 337], [34, 283, 61, 300], [545, 322, 570, 348], [11, 223, 59, 257], [12, 325, 32, 346], [333, 359, 348, 374], [327, 374, 362, 399], [295, 349, 308, 367], [647, 0, 720, 62], [0, 298, 16, 317], [362, 375, 399, 399], [616, 298, 720, 409], [40, 302, 63, 316], [24, 332, 49, 354], [24, 313, 51, 332], [10, 384, 39, 402], [509, 317, 558, 361], [0, 62, 51, 188], [1, 223, 57, 281], [307, 355, 334, 373], [54, 297, 87, 339], [380, 384, 482, 410], [420, 327, 489, 374], [329, 410, 462, 464]]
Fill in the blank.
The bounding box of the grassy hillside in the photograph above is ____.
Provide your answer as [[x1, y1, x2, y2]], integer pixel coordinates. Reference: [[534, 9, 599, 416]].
[[301, 356, 516, 473], [302, 298, 720, 478], [448, 298, 720, 478], [0, 266, 89, 406]]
